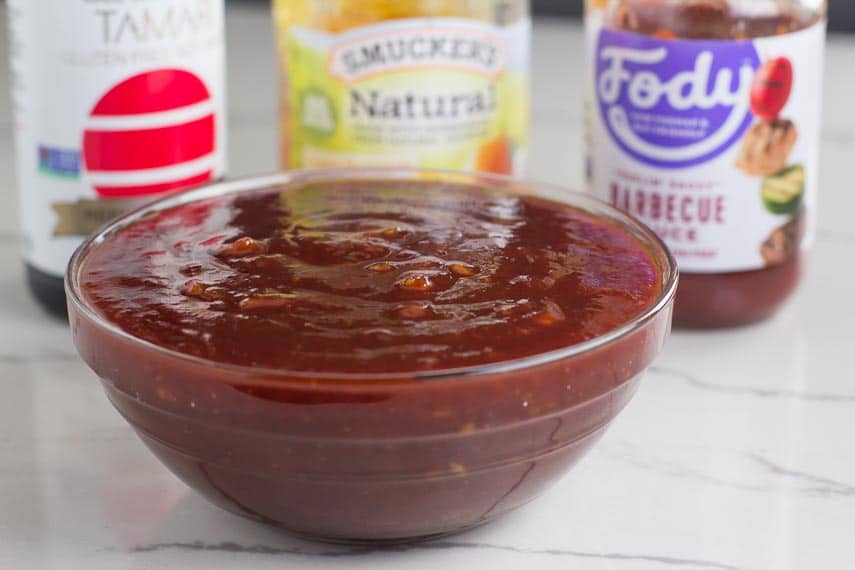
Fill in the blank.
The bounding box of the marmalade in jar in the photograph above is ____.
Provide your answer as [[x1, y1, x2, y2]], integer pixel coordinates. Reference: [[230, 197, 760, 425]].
[[273, 0, 530, 175]]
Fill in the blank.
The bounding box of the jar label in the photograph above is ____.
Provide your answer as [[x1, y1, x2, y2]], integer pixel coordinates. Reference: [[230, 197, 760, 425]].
[[587, 22, 825, 273], [280, 18, 530, 174], [9, 0, 227, 277]]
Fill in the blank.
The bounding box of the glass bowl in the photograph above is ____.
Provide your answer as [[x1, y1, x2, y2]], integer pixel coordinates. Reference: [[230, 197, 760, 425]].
[[66, 169, 678, 544]]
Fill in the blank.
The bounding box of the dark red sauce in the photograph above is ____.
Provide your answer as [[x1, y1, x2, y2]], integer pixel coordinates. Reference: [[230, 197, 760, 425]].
[[609, 0, 819, 40], [70, 177, 673, 542], [81, 181, 661, 373]]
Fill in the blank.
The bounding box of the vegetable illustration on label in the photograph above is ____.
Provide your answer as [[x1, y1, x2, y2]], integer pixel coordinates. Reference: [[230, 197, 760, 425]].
[[738, 55, 805, 267], [735, 118, 798, 177], [762, 164, 805, 215], [750, 57, 794, 121], [761, 211, 806, 267]]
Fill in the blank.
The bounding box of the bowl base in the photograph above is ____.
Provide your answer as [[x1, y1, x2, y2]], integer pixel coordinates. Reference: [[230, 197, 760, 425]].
[[269, 517, 498, 546]]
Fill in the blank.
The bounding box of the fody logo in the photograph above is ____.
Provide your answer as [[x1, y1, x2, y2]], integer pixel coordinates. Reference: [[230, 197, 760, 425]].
[[329, 22, 506, 82], [596, 29, 760, 168]]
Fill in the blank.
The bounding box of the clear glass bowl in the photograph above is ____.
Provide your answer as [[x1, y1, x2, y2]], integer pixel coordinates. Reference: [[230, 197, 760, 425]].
[[66, 169, 678, 544]]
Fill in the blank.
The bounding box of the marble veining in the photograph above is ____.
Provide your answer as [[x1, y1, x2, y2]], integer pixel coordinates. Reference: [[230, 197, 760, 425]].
[[604, 441, 855, 500], [130, 540, 742, 569], [651, 366, 855, 403], [745, 454, 855, 498]]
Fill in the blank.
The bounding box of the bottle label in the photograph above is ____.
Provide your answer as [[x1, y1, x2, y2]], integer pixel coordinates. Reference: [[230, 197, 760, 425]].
[[587, 22, 825, 273], [280, 17, 530, 174], [8, 0, 227, 276]]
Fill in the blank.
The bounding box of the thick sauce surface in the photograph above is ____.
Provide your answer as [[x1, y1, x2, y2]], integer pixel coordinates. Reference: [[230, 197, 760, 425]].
[[81, 181, 661, 374]]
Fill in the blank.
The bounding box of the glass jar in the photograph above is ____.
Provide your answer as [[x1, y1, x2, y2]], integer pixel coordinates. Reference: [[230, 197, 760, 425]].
[[273, 0, 531, 175], [585, 0, 827, 328]]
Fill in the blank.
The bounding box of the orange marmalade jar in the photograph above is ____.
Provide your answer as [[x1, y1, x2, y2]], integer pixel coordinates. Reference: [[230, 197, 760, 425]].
[[273, 0, 530, 175], [585, 0, 827, 328]]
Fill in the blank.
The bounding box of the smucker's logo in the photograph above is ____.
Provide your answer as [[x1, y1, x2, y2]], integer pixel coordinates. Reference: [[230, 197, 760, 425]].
[[330, 22, 507, 82], [596, 29, 761, 169]]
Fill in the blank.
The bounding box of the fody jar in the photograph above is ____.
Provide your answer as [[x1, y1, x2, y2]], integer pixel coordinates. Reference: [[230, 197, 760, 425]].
[[273, 0, 530, 175], [585, 0, 827, 328]]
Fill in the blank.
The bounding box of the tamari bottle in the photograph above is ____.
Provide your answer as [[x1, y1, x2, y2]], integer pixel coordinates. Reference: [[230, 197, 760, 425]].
[[8, 0, 227, 317], [586, 0, 827, 327]]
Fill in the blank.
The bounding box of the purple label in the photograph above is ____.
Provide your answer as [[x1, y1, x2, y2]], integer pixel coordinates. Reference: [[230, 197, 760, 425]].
[[596, 29, 760, 169]]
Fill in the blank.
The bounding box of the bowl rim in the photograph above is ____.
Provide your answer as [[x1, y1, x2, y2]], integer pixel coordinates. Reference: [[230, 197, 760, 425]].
[[65, 167, 679, 384]]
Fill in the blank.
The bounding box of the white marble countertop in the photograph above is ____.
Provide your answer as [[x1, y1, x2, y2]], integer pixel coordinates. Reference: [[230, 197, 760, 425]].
[[1, 5, 855, 569]]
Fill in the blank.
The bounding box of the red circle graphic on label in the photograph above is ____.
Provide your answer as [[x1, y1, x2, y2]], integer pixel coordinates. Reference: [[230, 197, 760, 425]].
[[83, 69, 216, 198]]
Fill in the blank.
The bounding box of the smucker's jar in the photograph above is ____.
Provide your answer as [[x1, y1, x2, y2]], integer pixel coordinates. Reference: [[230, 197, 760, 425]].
[[585, 0, 827, 328], [273, 0, 530, 175]]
